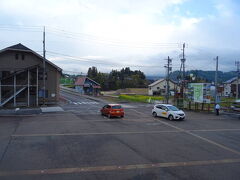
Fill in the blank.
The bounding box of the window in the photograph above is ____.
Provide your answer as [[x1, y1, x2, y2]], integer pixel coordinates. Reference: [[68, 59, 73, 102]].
[[112, 105, 122, 109], [157, 87, 160, 90], [15, 54, 19, 60], [162, 106, 168, 111], [21, 54, 25, 60]]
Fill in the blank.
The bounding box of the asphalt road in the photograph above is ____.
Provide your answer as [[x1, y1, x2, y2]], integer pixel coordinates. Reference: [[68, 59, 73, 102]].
[[0, 91, 240, 180]]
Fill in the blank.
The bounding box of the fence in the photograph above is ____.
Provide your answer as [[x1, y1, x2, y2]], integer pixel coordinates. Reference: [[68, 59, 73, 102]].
[[174, 99, 235, 112]]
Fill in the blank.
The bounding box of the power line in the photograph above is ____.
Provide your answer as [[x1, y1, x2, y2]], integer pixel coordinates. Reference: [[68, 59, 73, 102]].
[[47, 50, 180, 69], [0, 25, 181, 48]]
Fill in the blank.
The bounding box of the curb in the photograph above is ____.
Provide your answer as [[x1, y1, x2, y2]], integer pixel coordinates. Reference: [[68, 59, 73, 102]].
[[0, 108, 42, 116]]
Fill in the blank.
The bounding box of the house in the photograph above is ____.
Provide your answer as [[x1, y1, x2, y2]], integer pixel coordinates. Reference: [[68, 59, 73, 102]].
[[148, 79, 179, 96], [223, 77, 239, 97], [75, 76, 101, 95], [0, 43, 62, 107]]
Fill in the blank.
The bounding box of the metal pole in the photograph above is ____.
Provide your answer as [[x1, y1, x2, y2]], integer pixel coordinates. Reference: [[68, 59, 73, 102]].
[[27, 69, 30, 107], [215, 56, 218, 104], [14, 75, 16, 107], [43, 26, 46, 105], [166, 56, 171, 104], [235, 61, 240, 100], [182, 43, 186, 99], [36, 67, 39, 106]]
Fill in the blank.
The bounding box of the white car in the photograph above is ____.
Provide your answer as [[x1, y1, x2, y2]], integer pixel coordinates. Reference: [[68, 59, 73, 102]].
[[152, 104, 185, 120]]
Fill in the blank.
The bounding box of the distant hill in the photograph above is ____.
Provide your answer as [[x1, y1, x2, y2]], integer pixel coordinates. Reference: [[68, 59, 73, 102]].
[[169, 70, 236, 83], [146, 75, 164, 81]]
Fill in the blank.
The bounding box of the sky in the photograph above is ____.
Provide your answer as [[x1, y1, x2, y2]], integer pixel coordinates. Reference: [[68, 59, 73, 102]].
[[0, 0, 240, 76]]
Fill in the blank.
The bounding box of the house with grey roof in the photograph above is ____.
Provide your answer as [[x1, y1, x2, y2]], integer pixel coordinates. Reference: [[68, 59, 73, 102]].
[[148, 79, 179, 96], [0, 43, 62, 107]]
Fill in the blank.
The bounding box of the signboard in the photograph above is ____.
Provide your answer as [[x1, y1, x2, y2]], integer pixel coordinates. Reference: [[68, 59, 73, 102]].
[[188, 83, 213, 103], [192, 83, 203, 103]]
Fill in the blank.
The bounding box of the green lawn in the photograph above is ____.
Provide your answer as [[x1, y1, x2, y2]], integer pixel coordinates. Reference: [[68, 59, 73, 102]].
[[119, 95, 164, 103], [60, 78, 74, 85]]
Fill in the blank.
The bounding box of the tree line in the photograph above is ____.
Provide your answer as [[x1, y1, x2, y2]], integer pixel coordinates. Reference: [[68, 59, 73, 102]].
[[87, 66, 148, 90]]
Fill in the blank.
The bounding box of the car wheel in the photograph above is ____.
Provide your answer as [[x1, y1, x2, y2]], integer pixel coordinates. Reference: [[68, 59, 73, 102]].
[[152, 112, 157, 117], [121, 115, 124, 118], [168, 115, 174, 121]]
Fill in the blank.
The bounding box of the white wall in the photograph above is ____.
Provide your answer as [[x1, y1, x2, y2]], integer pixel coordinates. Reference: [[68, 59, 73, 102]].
[[148, 80, 176, 95]]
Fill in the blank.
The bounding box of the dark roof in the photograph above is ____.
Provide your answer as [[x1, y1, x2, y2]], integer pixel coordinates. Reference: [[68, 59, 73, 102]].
[[224, 77, 237, 84], [0, 43, 62, 72], [6, 43, 32, 51]]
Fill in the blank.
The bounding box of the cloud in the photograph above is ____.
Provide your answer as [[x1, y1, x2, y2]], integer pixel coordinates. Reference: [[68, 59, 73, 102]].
[[0, 0, 240, 75]]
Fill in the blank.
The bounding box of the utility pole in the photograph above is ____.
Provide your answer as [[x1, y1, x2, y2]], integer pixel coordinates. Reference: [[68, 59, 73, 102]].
[[43, 26, 46, 105], [180, 43, 186, 99], [164, 56, 172, 104], [235, 61, 240, 100], [214, 56, 218, 104]]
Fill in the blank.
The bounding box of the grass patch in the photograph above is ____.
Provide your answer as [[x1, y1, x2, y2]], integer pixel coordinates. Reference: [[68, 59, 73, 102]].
[[119, 95, 164, 103]]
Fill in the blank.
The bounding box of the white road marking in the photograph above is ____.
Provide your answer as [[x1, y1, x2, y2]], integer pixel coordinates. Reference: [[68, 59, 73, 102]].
[[40, 107, 64, 113], [72, 101, 99, 105]]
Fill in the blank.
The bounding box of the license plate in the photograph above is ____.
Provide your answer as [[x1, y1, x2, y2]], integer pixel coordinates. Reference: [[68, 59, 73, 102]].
[[116, 111, 120, 113]]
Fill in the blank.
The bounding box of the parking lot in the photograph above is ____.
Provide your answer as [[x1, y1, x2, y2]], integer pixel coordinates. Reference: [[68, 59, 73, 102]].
[[0, 92, 240, 179]]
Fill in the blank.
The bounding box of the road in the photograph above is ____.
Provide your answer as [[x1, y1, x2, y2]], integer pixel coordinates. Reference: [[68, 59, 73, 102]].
[[0, 91, 240, 179]]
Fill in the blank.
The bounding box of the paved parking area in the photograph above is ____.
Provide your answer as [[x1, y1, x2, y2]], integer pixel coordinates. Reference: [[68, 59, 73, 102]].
[[0, 92, 240, 179]]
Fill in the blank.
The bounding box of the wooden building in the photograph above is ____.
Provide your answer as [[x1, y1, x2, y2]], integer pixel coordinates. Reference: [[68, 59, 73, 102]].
[[0, 43, 62, 107]]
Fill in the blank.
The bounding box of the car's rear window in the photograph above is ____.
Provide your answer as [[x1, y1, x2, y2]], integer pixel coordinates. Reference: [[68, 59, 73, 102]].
[[112, 105, 122, 109]]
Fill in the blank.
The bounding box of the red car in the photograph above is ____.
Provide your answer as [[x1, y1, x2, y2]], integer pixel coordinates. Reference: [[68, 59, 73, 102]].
[[101, 104, 124, 118]]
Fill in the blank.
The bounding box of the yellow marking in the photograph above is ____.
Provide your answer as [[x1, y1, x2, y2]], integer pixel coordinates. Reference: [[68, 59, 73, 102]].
[[0, 158, 240, 176], [162, 112, 167, 115], [12, 130, 181, 137], [12, 128, 240, 137]]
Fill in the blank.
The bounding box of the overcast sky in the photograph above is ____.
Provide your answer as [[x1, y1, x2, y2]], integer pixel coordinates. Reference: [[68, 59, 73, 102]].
[[0, 0, 240, 75]]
